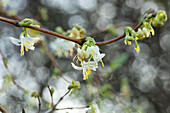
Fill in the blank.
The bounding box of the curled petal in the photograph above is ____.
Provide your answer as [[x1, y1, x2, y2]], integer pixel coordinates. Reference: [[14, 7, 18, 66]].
[[25, 44, 35, 50], [33, 37, 40, 43], [71, 62, 83, 70], [96, 54, 105, 62], [9, 37, 21, 46]]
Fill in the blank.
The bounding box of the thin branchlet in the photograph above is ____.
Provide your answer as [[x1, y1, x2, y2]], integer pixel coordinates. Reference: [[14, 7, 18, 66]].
[[0, 13, 156, 46]]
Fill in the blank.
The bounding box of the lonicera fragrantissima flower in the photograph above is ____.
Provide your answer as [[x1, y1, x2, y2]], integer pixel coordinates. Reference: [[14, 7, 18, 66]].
[[71, 37, 105, 80], [9, 33, 40, 56]]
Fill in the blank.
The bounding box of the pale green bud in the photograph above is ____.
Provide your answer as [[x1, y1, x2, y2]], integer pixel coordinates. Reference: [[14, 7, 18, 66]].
[[19, 18, 33, 26], [137, 28, 144, 38], [55, 26, 64, 34], [50, 88, 54, 95], [142, 27, 150, 37], [132, 31, 136, 38], [125, 36, 134, 41]]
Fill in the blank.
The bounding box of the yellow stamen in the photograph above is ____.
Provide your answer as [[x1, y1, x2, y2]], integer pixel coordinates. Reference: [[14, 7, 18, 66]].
[[150, 28, 155, 36], [20, 46, 24, 56], [124, 40, 127, 45], [135, 45, 140, 54], [127, 41, 131, 45], [26, 41, 30, 44], [89, 66, 93, 68], [25, 47, 28, 51], [91, 50, 96, 54], [102, 62, 104, 67], [95, 63, 97, 67], [87, 68, 91, 74], [100, 59, 104, 67], [83, 76, 86, 80]]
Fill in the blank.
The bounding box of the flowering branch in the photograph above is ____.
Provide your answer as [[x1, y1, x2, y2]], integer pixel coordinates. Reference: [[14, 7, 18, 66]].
[[96, 13, 157, 45], [0, 12, 157, 46], [0, 8, 70, 83], [0, 16, 82, 44]]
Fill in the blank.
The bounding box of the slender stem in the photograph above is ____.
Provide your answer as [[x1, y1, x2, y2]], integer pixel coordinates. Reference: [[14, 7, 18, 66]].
[[0, 104, 9, 113], [0, 16, 82, 45], [37, 92, 41, 113], [22, 108, 26, 113], [0, 13, 156, 46], [45, 89, 71, 113], [95, 13, 156, 45], [86, 23, 137, 37], [47, 85, 53, 105], [41, 41, 70, 83], [55, 105, 90, 111]]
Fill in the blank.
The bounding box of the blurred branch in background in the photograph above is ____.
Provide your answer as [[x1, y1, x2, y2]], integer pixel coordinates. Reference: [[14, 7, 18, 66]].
[[0, 104, 9, 113], [0, 49, 27, 92]]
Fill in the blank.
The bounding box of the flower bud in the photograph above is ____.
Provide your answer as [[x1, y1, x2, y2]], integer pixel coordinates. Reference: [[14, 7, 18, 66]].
[[137, 28, 144, 38], [132, 31, 136, 38], [152, 18, 164, 27], [125, 36, 134, 41], [142, 27, 150, 37], [19, 18, 33, 26]]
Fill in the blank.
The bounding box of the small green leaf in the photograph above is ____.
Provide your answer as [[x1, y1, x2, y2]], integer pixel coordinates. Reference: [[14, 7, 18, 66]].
[[31, 90, 38, 98], [50, 88, 54, 95], [55, 26, 64, 34]]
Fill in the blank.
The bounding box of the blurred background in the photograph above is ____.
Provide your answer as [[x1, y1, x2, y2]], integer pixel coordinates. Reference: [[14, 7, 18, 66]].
[[0, 0, 170, 113]]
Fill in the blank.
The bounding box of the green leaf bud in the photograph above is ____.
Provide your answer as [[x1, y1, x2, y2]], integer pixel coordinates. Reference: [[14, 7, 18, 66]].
[[55, 26, 64, 34], [50, 88, 54, 95], [31, 90, 38, 98], [19, 18, 33, 26], [68, 80, 80, 90]]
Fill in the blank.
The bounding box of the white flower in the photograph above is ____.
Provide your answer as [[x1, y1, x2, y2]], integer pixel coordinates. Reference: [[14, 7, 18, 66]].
[[50, 38, 75, 57], [71, 61, 98, 80], [86, 46, 105, 66], [9, 34, 40, 56]]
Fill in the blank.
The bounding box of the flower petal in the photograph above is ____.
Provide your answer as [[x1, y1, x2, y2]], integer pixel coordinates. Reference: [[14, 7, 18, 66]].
[[25, 44, 35, 50], [71, 62, 83, 70], [33, 37, 40, 43], [9, 37, 21, 46], [22, 37, 34, 45]]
